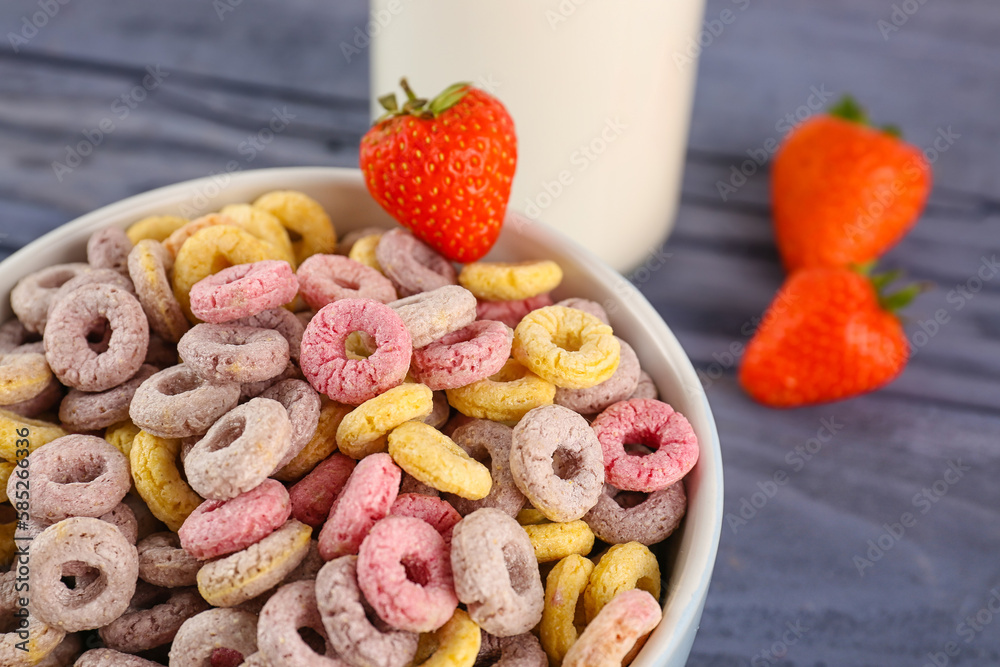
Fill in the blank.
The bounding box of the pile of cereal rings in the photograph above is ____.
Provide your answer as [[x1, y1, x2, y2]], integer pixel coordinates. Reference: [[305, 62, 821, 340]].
[[0, 190, 699, 667]]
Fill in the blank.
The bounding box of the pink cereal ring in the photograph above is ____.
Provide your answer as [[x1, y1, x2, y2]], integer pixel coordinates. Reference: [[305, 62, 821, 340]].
[[179, 479, 292, 559], [289, 453, 357, 528], [299, 299, 412, 405], [410, 320, 513, 390], [296, 254, 397, 310], [390, 493, 462, 547], [375, 229, 458, 297], [591, 398, 700, 493], [189, 260, 298, 323], [357, 515, 458, 633], [87, 226, 134, 275], [318, 453, 400, 561], [476, 293, 553, 330], [257, 580, 343, 666]]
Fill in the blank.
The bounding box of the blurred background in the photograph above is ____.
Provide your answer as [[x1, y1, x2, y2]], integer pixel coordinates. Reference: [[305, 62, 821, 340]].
[[2, 1, 999, 665]]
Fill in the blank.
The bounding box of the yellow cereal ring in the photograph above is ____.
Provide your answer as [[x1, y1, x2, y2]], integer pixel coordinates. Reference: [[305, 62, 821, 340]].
[[129, 239, 190, 343], [218, 204, 296, 266], [540, 554, 596, 666], [162, 213, 235, 257], [524, 520, 595, 563], [0, 410, 66, 460], [0, 353, 52, 406], [387, 421, 492, 500], [272, 400, 351, 482], [458, 260, 563, 301], [0, 518, 14, 569], [583, 542, 660, 622], [512, 306, 620, 389], [348, 233, 384, 273], [517, 508, 549, 526], [130, 430, 203, 532], [415, 608, 481, 667], [445, 359, 555, 423], [0, 461, 15, 504], [105, 419, 142, 459], [253, 190, 338, 263], [126, 215, 189, 244], [337, 383, 433, 459]]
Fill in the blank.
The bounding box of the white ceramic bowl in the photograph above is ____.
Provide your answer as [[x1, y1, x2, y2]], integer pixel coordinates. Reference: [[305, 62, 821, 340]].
[[0, 167, 722, 666]]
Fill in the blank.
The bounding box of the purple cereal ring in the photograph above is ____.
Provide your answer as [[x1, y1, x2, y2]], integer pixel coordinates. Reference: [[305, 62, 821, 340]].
[[44, 283, 149, 392], [390, 493, 462, 546], [336, 227, 385, 255], [399, 472, 440, 497], [475, 293, 553, 330], [289, 453, 356, 528], [239, 360, 302, 401], [0, 318, 31, 354], [98, 582, 210, 653], [179, 479, 292, 559], [10, 262, 91, 334], [410, 320, 513, 390], [232, 307, 305, 361], [318, 452, 400, 560], [510, 405, 604, 522], [144, 333, 179, 368], [29, 517, 139, 632], [101, 502, 139, 544], [46, 269, 136, 325], [591, 398, 699, 493], [17, 435, 130, 523], [554, 298, 610, 325], [357, 516, 458, 633], [123, 492, 166, 542], [257, 580, 344, 666], [422, 390, 451, 429], [183, 397, 292, 500], [476, 631, 547, 667], [388, 285, 477, 348], [297, 254, 397, 309], [445, 420, 526, 518], [137, 532, 201, 588], [584, 481, 686, 545], [375, 229, 458, 297], [260, 379, 322, 469], [128, 239, 190, 343], [3, 373, 63, 418], [178, 323, 290, 384], [189, 260, 299, 324], [129, 364, 240, 438], [630, 370, 658, 400], [58, 364, 157, 431], [169, 608, 259, 667], [299, 299, 412, 405], [316, 556, 418, 667], [554, 338, 640, 415], [87, 226, 134, 274], [75, 649, 161, 667], [449, 508, 544, 637]]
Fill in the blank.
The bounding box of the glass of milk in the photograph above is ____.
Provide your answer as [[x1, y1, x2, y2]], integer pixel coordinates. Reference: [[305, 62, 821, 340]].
[[369, 0, 706, 272]]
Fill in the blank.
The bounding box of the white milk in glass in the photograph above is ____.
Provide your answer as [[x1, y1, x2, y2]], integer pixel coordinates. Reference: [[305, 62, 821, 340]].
[[369, 0, 705, 272]]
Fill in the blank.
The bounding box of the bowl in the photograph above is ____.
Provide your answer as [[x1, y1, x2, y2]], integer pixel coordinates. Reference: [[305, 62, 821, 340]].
[[0, 166, 722, 666]]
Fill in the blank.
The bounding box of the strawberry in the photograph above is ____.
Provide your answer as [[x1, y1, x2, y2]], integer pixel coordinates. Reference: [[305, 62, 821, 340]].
[[360, 79, 517, 263], [738, 266, 922, 407], [771, 96, 932, 272]]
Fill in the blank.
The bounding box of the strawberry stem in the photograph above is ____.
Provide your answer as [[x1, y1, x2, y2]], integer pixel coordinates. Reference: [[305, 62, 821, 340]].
[[880, 283, 931, 312], [371, 78, 473, 126], [828, 95, 904, 139]]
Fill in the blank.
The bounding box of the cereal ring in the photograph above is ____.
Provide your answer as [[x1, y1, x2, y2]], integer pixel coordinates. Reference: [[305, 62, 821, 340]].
[[475, 631, 547, 667], [423, 390, 451, 429], [33, 632, 80, 667], [289, 453, 356, 527], [449, 508, 544, 637], [515, 509, 548, 526], [400, 472, 440, 497], [197, 519, 312, 608], [46, 269, 136, 323], [375, 229, 458, 297], [75, 649, 161, 667], [44, 283, 149, 392], [239, 360, 302, 401], [137, 532, 201, 588], [130, 430, 203, 532], [123, 492, 164, 542], [584, 482, 686, 545], [178, 323, 290, 384], [412, 608, 481, 667], [101, 502, 139, 544], [29, 517, 138, 632], [233, 307, 305, 361], [297, 254, 397, 309], [10, 263, 91, 333], [458, 261, 562, 302], [563, 589, 661, 667], [522, 520, 595, 562], [179, 479, 291, 559], [357, 515, 458, 633], [2, 372, 63, 419], [58, 364, 157, 431], [129, 364, 240, 438], [338, 227, 385, 256], [253, 191, 338, 260], [510, 405, 604, 523], [299, 299, 412, 405], [390, 493, 462, 546], [87, 226, 134, 274], [630, 370, 658, 400], [126, 215, 188, 244], [538, 554, 595, 665], [316, 556, 419, 667], [169, 608, 259, 667], [591, 398, 699, 492], [336, 383, 433, 459], [347, 233, 384, 272], [583, 542, 661, 622], [0, 410, 66, 459], [272, 400, 351, 482], [0, 352, 51, 406], [218, 204, 296, 266], [19, 435, 130, 523], [256, 378, 321, 468], [184, 397, 292, 500], [388, 285, 477, 349], [387, 422, 491, 500], [163, 214, 239, 258], [475, 293, 553, 330], [0, 461, 13, 504], [0, 319, 31, 355], [256, 579, 341, 666], [444, 420, 525, 518], [0, 570, 67, 665], [554, 298, 610, 325], [512, 306, 619, 390], [554, 338, 640, 415], [445, 359, 554, 423], [98, 582, 209, 653], [128, 239, 190, 342], [410, 321, 513, 391], [318, 452, 400, 560], [189, 260, 298, 324]]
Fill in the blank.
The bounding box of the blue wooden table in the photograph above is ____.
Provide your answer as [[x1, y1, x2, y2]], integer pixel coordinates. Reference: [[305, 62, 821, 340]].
[[2, 1, 999, 665]]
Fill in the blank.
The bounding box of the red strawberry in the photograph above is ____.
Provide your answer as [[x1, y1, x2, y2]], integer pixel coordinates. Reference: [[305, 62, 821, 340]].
[[360, 79, 517, 262], [739, 266, 921, 407]]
